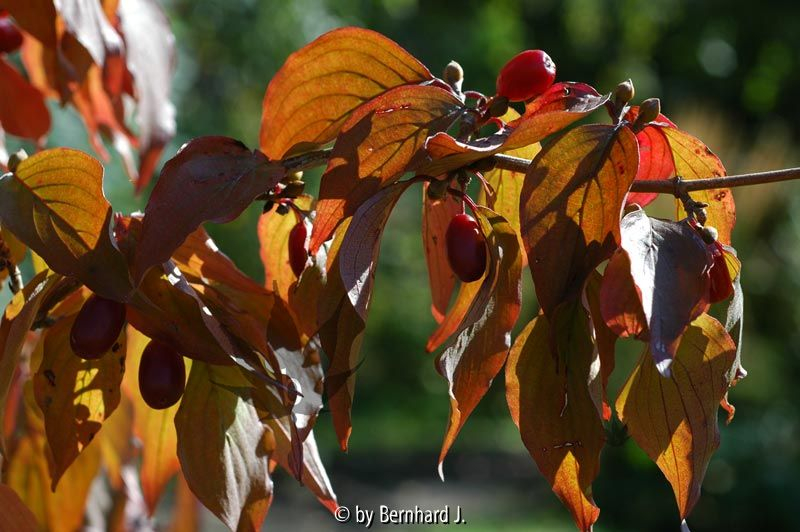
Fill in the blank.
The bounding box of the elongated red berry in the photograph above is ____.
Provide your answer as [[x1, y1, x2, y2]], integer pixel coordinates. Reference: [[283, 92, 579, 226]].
[[288, 221, 309, 277], [138, 340, 186, 409], [708, 249, 734, 303], [70, 295, 127, 360], [446, 213, 487, 282], [496, 49, 556, 102], [0, 16, 23, 54]]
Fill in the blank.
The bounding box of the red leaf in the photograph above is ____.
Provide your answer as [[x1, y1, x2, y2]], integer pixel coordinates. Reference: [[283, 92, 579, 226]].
[[436, 208, 522, 474], [260, 26, 432, 160], [599, 250, 648, 339], [0, 57, 50, 140], [627, 123, 673, 207], [506, 305, 605, 531], [310, 85, 462, 253], [616, 313, 736, 520], [422, 189, 460, 323], [520, 124, 639, 317], [134, 136, 285, 282]]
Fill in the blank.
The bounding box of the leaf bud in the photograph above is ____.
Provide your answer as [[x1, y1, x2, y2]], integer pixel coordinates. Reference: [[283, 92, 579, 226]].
[[282, 180, 305, 198], [700, 225, 719, 244], [426, 178, 449, 201], [443, 60, 464, 92], [612, 79, 635, 106], [487, 95, 509, 118], [638, 98, 661, 125], [276, 203, 290, 216]]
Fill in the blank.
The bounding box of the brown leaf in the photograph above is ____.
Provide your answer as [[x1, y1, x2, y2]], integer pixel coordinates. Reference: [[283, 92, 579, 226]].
[[0, 484, 38, 532], [436, 208, 521, 474], [506, 304, 605, 531], [0, 57, 51, 140], [0, 272, 61, 459], [422, 189, 460, 323], [310, 86, 462, 252], [259, 26, 431, 160], [134, 136, 285, 281], [599, 249, 648, 339], [175, 362, 273, 532], [117, 0, 177, 192], [4, 0, 57, 46], [0, 148, 133, 300], [618, 208, 713, 375], [33, 313, 125, 489], [520, 124, 639, 317], [616, 313, 736, 520]]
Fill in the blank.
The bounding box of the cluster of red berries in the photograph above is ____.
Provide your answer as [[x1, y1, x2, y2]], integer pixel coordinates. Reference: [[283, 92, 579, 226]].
[[70, 295, 185, 409]]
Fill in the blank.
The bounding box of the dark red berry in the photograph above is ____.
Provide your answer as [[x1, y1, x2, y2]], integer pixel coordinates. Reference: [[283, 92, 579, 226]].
[[446, 213, 487, 283], [138, 340, 186, 410], [496, 49, 556, 102], [0, 17, 23, 55], [288, 221, 309, 277], [70, 295, 127, 360], [708, 249, 734, 303]]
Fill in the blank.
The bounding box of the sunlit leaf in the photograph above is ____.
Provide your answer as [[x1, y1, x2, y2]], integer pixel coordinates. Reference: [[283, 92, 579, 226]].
[[506, 305, 605, 531], [623, 106, 675, 207], [98, 390, 134, 490], [260, 26, 432, 159], [520, 124, 639, 317], [422, 189, 460, 323], [584, 271, 618, 421], [176, 362, 273, 532], [56, 0, 124, 66], [618, 208, 712, 375], [0, 149, 133, 300], [616, 313, 736, 520], [310, 86, 462, 252], [437, 207, 521, 474], [0, 58, 51, 140], [134, 136, 285, 281], [33, 313, 125, 489]]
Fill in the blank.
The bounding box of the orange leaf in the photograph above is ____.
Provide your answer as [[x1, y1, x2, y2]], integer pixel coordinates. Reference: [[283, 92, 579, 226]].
[[0, 58, 51, 140], [599, 249, 648, 339], [259, 26, 432, 160], [436, 208, 522, 474], [0, 483, 37, 532], [422, 189, 460, 323], [624, 107, 675, 207], [584, 271, 618, 421], [33, 313, 125, 489], [310, 85, 462, 252], [506, 305, 605, 531], [520, 124, 639, 317], [0, 149, 133, 301], [616, 313, 736, 520]]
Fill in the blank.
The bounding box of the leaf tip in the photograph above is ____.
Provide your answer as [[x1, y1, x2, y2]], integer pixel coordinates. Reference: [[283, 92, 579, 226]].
[[437, 462, 445, 482]]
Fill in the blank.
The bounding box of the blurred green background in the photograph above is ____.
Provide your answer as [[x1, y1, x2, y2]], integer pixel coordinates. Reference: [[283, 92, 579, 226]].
[[7, 0, 800, 530]]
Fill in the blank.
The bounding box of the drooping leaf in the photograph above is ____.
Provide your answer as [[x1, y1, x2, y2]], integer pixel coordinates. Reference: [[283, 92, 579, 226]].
[[117, 0, 177, 191], [33, 313, 126, 489], [175, 362, 273, 532], [520, 124, 639, 317], [618, 208, 713, 375], [422, 189, 460, 323], [720, 245, 745, 423], [56, 0, 124, 67], [584, 271, 618, 421], [0, 58, 51, 140], [616, 313, 736, 520], [420, 82, 606, 176], [6, 433, 101, 532], [436, 208, 522, 473], [134, 136, 285, 281], [310, 86, 463, 252], [0, 272, 61, 458], [599, 249, 648, 339], [169, 472, 202, 532], [259, 26, 432, 160], [122, 325, 187, 515], [426, 273, 482, 352], [506, 305, 605, 531], [0, 484, 38, 532], [662, 127, 736, 245], [97, 390, 134, 491], [4, 0, 58, 46], [0, 149, 133, 300]]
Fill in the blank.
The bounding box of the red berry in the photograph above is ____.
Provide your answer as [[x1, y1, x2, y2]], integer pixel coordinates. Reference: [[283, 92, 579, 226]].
[[708, 249, 734, 303], [288, 221, 309, 277], [446, 213, 487, 283], [70, 295, 127, 360], [496, 50, 556, 102], [138, 340, 186, 410], [0, 17, 23, 55]]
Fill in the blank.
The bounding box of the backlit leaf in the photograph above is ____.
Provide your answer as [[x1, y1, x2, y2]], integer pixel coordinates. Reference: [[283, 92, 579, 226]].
[[623, 107, 674, 207], [619, 209, 713, 375], [0, 149, 133, 300], [0, 484, 37, 531], [506, 305, 605, 531], [57, 0, 124, 66], [0, 58, 51, 140], [310, 85, 462, 252], [584, 271, 618, 421], [422, 189, 460, 323], [437, 208, 522, 473], [176, 362, 273, 532], [33, 313, 125, 489], [134, 136, 285, 281], [520, 124, 639, 317], [259, 26, 432, 159], [616, 314, 736, 520], [599, 249, 648, 339]]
